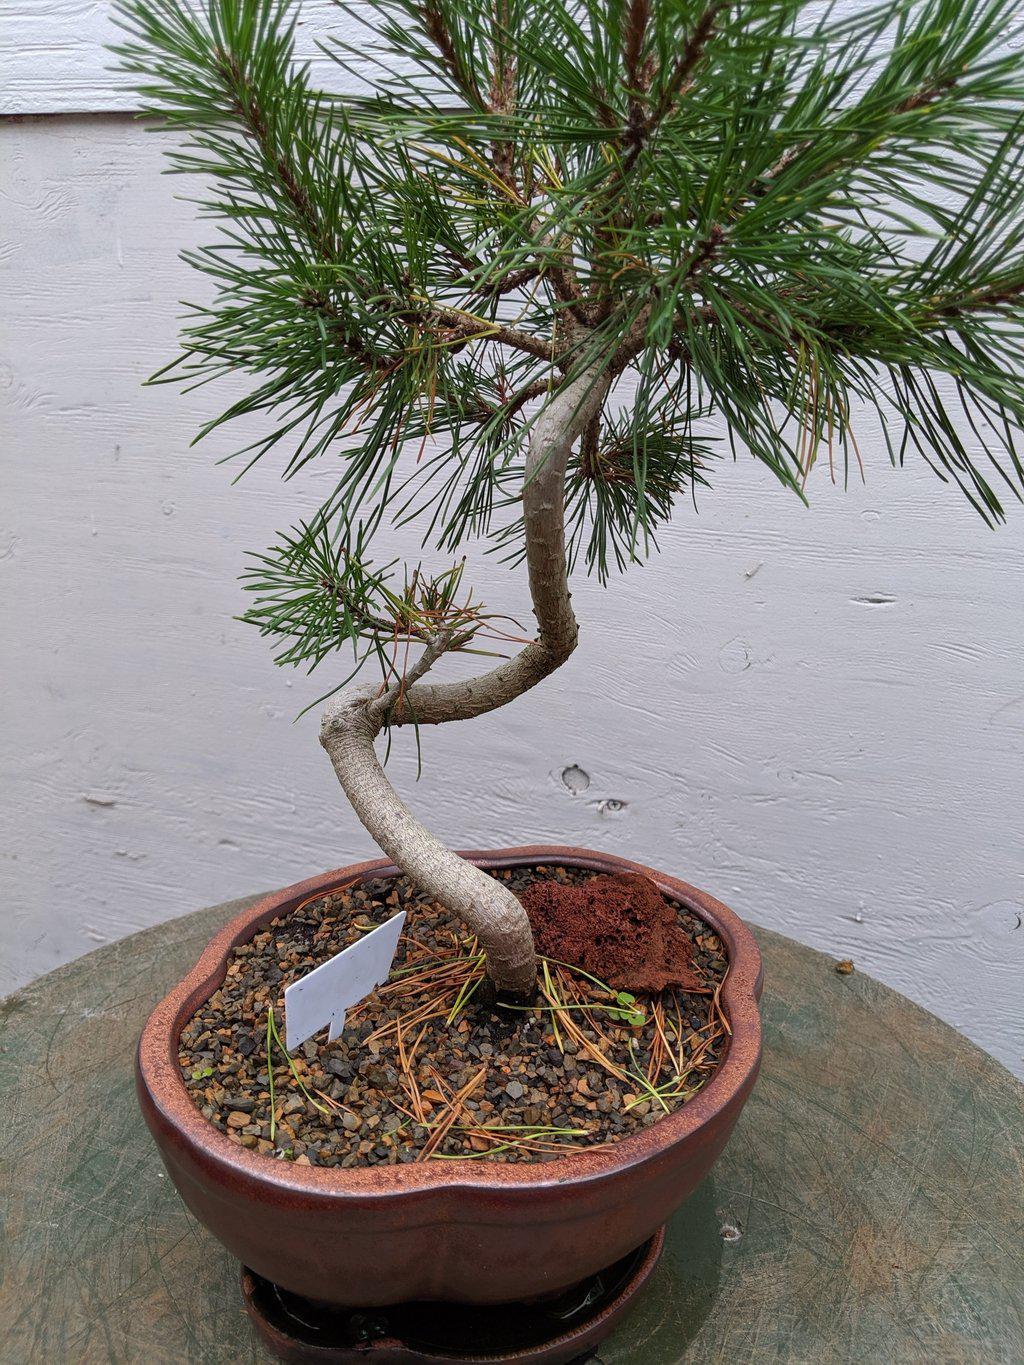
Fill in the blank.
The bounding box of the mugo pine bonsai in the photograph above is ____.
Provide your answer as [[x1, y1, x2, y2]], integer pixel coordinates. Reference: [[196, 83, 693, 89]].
[[118, 0, 1024, 993]]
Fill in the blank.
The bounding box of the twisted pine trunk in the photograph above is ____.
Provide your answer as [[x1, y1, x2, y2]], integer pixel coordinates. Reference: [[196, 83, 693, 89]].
[[320, 365, 610, 994]]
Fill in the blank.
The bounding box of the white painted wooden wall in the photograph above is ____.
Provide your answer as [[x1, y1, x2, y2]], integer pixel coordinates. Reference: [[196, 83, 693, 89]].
[[2, 7, 1022, 1078]]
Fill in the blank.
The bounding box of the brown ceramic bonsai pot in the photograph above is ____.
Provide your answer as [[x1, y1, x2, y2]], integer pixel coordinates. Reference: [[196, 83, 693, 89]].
[[137, 845, 763, 1309]]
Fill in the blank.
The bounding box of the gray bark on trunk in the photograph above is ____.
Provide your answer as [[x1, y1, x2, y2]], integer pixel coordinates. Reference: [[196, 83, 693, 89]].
[[321, 364, 610, 993]]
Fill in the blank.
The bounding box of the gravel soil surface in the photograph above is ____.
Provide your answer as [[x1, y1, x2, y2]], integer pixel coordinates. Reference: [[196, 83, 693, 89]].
[[180, 864, 729, 1168]]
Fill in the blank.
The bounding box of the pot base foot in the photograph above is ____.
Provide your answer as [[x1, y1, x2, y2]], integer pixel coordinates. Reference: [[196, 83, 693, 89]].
[[240, 1227, 664, 1364]]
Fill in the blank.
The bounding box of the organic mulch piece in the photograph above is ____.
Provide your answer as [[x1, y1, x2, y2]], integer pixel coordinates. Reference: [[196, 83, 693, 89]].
[[521, 871, 706, 993]]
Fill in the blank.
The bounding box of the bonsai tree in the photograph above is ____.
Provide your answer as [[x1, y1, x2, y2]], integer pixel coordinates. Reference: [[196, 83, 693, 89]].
[[117, 0, 1024, 996]]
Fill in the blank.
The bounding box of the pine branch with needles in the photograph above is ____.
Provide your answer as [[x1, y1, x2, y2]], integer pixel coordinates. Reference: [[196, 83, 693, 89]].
[[115, 0, 1024, 990]]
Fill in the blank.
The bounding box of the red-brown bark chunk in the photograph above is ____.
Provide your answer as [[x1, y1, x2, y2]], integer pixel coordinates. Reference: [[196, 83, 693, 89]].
[[521, 872, 705, 993]]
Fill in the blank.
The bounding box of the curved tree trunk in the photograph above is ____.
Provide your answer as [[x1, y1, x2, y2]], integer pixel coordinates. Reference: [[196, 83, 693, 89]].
[[320, 363, 610, 994]]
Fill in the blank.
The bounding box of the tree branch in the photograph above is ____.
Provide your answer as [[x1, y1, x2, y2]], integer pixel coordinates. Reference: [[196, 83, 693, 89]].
[[415, 303, 558, 360], [467, 377, 553, 426], [214, 54, 561, 369], [925, 277, 1024, 320], [754, 76, 962, 197], [624, 0, 651, 98], [368, 629, 455, 724], [622, 1, 725, 173], [388, 362, 612, 725], [472, 264, 540, 298], [488, 0, 518, 189], [420, 0, 487, 108], [214, 53, 387, 371]]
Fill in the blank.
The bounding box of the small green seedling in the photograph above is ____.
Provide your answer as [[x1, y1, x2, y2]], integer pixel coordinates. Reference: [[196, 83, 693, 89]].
[[609, 992, 647, 1028]]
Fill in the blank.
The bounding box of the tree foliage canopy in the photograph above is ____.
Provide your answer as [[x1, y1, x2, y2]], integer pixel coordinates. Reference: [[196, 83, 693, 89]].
[[116, 0, 1024, 684]]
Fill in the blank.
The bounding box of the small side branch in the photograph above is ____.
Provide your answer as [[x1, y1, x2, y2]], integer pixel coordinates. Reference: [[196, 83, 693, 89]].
[[393, 300, 558, 361], [488, 0, 518, 189], [368, 629, 455, 724], [420, 0, 487, 108], [622, 1, 725, 172]]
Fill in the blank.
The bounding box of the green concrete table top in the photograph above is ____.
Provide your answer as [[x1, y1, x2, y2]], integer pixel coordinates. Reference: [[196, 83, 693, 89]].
[[1, 887, 1022, 1364]]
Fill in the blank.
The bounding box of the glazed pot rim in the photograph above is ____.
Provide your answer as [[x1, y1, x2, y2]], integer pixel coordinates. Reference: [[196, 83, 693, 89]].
[[137, 844, 763, 1198]]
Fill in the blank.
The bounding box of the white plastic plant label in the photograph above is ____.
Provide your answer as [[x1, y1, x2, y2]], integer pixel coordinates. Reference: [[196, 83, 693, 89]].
[[283, 911, 406, 1051]]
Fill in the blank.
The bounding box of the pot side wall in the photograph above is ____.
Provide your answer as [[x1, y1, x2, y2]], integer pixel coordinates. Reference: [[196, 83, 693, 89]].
[[135, 848, 763, 1306]]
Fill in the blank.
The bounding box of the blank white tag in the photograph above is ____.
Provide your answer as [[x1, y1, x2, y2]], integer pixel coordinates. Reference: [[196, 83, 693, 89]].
[[283, 911, 406, 1051]]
